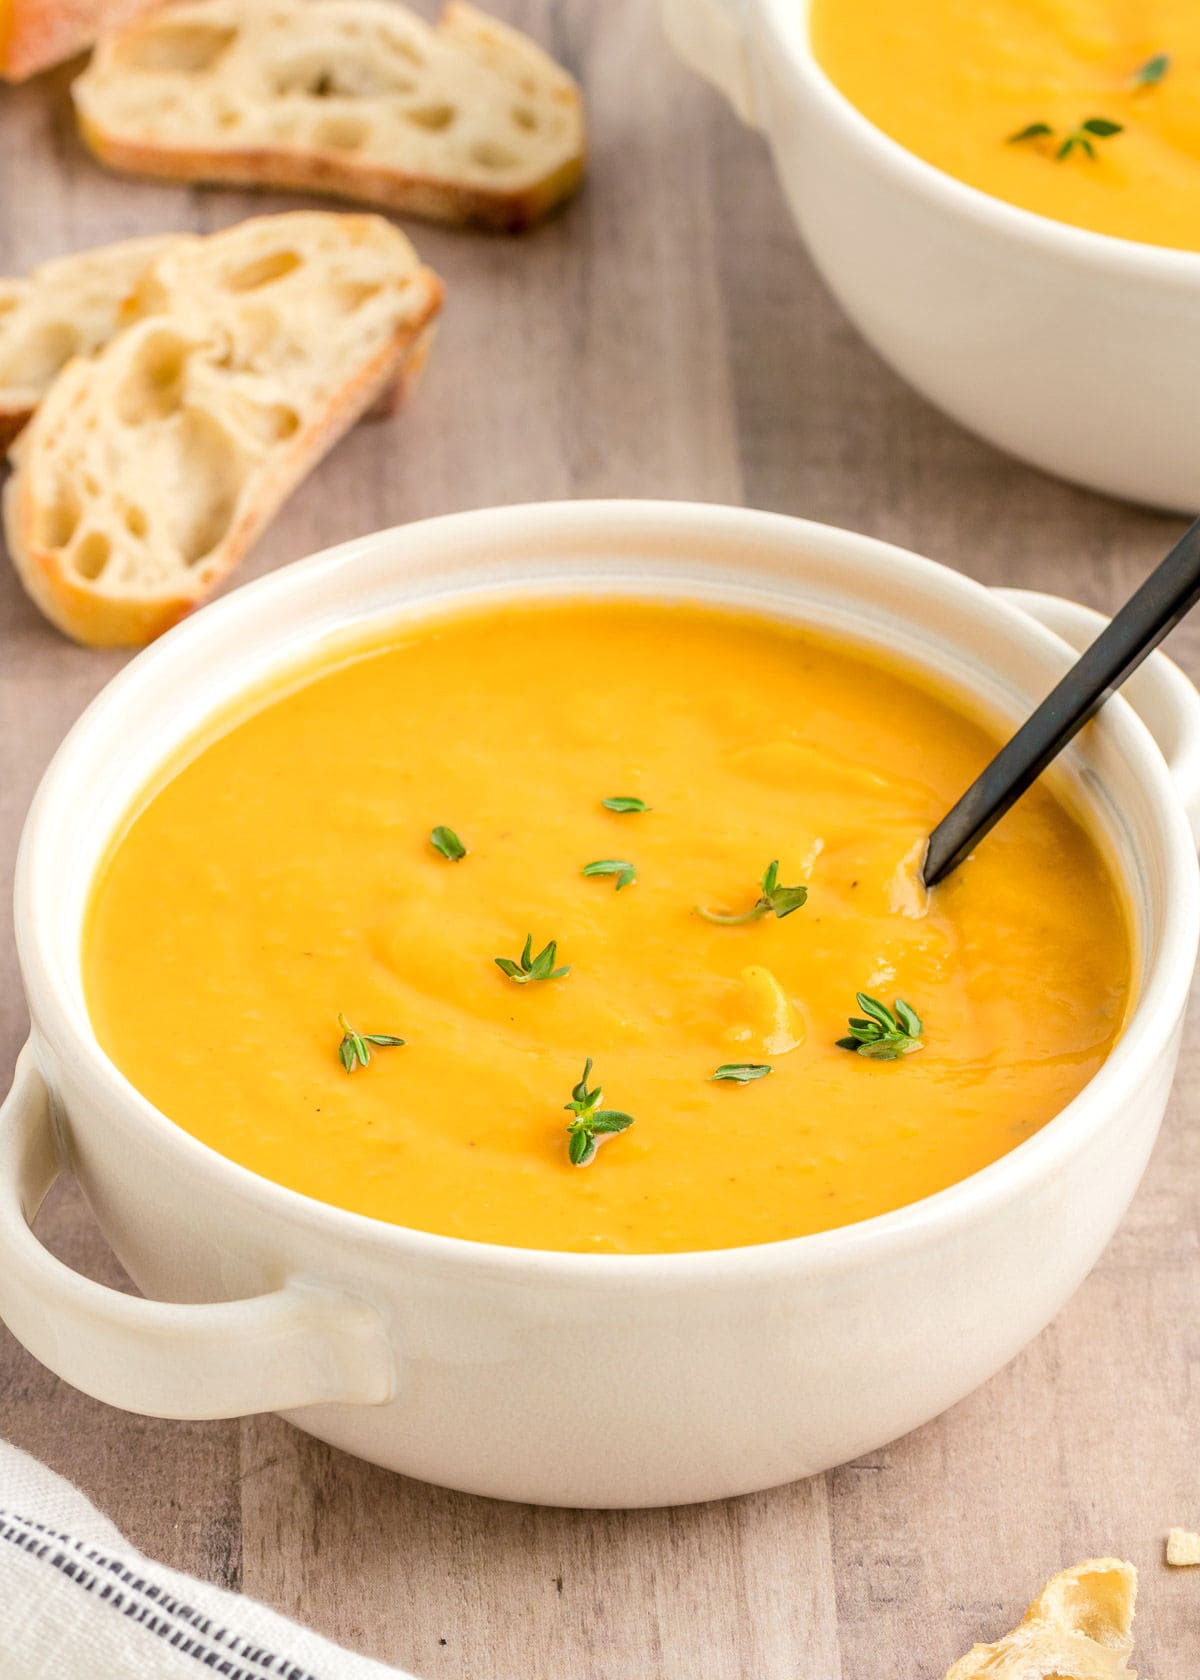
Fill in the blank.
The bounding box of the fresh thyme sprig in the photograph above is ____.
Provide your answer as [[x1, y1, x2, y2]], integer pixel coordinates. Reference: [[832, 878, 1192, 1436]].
[[430, 825, 466, 861], [697, 859, 808, 925], [836, 995, 924, 1061], [601, 796, 649, 813], [583, 859, 637, 891], [1132, 52, 1170, 89], [337, 1012, 406, 1073], [494, 935, 570, 985], [710, 1063, 772, 1083], [1007, 116, 1124, 160], [563, 1058, 635, 1166]]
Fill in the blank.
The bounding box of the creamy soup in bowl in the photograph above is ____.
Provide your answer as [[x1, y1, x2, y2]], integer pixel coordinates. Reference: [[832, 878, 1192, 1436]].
[[811, 0, 1200, 250], [84, 597, 1131, 1255], [2, 502, 1197, 1505]]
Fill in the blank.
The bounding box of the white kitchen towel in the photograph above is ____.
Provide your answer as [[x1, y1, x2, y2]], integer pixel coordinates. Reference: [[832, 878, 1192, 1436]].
[[0, 1440, 413, 1680]]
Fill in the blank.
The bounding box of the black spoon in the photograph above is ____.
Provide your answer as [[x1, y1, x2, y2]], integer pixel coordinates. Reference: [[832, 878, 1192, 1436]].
[[923, 514, 1200, 888]]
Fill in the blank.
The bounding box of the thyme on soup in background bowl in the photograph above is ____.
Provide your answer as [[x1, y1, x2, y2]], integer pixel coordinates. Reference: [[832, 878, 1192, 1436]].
[[1007, 116, 1124, 160]]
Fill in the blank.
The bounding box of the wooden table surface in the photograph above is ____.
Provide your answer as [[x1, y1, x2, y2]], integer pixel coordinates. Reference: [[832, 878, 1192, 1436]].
[[1, 4, 1198, 1676]]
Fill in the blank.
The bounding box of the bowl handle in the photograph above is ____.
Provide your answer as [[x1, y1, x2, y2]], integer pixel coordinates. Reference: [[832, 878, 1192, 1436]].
[[0, 1045, 396, 1419], [997, 586, 1200, 846], [660, 0, 763, 129]]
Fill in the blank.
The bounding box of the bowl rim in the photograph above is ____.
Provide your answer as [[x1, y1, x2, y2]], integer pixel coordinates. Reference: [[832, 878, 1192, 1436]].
[[15, 499, 1200, 1285], [762, 0, 1200, 280]]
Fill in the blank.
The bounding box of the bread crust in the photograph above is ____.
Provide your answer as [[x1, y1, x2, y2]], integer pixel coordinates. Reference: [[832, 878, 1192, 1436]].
[[73, 0, 585, 231], [4, 213, 443, 646], [0, 409, 33, 452], [76, 120, 584, 232]]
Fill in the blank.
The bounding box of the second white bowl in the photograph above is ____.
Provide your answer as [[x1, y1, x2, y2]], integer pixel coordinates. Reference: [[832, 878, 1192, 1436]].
[[664, 0, 1200, 512]]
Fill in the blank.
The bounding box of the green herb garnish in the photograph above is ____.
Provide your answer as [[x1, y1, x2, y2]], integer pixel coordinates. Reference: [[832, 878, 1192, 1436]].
[[697, 859, 808, 925], [430, 825, 466, 862], [583, 859, 637, 891], [1057, 116, 1123, 158], [601, 796, 649, 813], [836, 995, 924, 1061], [563, 1058, 635, 1166], [1008, 120, 1055, 144], [1132, 52, 1170, 89], [710, 1063, 773, 1083], [1008, 116, 1124, 160], [494, 935, 570, 985], [337, 1012, 406, 1073]]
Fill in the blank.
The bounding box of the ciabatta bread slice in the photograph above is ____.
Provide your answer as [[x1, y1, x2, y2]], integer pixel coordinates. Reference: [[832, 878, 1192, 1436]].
[[0, 0, 160, 81], [0, 234, 176, 449], [73, 0, 585, 231], [4, 211, 442, 646]]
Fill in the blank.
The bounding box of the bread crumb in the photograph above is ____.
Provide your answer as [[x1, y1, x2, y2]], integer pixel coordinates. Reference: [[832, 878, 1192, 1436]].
[[943, 1558, 1136, 1679], [1167, 1528, 1200, 1566]]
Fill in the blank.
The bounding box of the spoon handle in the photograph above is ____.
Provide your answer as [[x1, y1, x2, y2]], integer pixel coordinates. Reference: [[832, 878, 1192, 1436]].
[[923, 514, 1200, 888]]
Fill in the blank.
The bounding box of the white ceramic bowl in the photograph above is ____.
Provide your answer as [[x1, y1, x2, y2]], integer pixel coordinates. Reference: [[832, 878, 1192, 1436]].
[[663, 0, 1200, 512], [2, 501, 1199, 1509]]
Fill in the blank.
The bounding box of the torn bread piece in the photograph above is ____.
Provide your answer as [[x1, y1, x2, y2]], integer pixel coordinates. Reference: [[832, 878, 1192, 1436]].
[[4, 210, 442, 646], [0, 0, 160, 81], [1167, 1529, 1200, 1566], [0, 234, 177, 449], [944, 1559, 1137, 1680], [73, 0, 585, 231]]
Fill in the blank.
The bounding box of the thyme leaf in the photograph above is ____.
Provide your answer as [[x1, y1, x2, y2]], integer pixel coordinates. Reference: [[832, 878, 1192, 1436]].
[[583, 859, 637, 891], [430, 826, 467, 862], [337, 1012, 406, 1073], [1132, 52, 1170, 89], [697, 859, 808, 925], [710, 1063, 773, 1083], [494, 935, 570, 985]]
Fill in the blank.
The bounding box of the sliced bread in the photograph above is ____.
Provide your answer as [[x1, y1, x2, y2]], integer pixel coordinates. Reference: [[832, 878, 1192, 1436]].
[[4, 210, 443, 646], [0, 0, 160, 81], [73, 0, 585, 231], [0, 234, 176, 449]]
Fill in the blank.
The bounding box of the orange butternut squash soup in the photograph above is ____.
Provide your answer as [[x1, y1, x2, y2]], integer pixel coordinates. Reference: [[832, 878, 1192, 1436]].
[[83, 599, 1132, 1254], [810, 0, 1200, 250]]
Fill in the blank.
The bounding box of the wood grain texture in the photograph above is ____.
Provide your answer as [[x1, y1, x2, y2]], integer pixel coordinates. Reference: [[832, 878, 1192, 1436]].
[[1, 3, 1198, 1675]]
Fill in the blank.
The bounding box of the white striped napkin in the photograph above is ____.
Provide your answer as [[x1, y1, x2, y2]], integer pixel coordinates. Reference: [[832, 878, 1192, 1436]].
[[0, 1441, 411, 1680]]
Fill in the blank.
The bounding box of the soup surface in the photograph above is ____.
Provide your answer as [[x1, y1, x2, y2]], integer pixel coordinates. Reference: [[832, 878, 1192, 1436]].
[[811, 0, 1200, 249], [84, 599, 1131, 1254]]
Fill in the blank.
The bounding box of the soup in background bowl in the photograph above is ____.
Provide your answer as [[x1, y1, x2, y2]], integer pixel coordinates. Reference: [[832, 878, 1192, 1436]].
[[811, 0, 1200, 250], [85, 596, 1132, 1254], [1, 503, 1196, 1505]]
